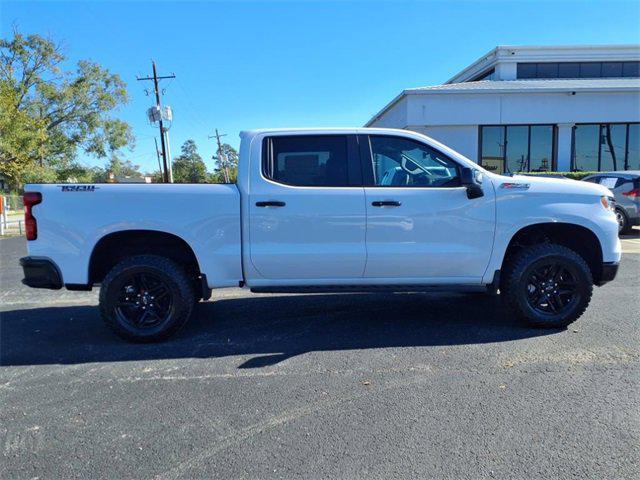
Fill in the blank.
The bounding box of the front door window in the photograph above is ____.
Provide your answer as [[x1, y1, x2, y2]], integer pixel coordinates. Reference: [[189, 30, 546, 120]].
[[369, 136, 460, 187]]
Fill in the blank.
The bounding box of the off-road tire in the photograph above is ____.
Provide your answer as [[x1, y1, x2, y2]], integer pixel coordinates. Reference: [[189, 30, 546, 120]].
[[501, 243, 593, 328], [99, 255, 195, 342]]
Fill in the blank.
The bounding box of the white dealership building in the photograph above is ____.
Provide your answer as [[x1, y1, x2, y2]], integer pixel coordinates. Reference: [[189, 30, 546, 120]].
[[366, 45, 640, 174]]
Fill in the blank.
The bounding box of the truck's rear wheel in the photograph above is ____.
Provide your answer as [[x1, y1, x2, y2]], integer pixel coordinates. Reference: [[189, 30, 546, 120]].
[[502, 244, 593, 328], [99, 255, 195, 342]]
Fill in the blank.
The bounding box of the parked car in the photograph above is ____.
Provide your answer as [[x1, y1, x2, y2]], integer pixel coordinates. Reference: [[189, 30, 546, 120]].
[[583, 171, 640, 233], [20, 128, 621, 342]]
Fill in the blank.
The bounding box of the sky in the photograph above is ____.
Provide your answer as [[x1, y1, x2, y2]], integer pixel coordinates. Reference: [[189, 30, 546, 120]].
[[2, 0, 640, 173]]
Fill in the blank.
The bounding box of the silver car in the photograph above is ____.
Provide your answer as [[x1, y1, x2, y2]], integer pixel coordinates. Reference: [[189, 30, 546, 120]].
[[584, 171, 640, 233]]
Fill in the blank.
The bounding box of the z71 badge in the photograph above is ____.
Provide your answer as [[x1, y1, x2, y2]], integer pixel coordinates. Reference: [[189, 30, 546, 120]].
[[500, 182, 530, 190], [59, 185, 99, 192]]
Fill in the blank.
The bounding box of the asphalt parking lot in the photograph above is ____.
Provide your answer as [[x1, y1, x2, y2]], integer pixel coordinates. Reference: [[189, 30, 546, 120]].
[[1, 234, 639, 479]]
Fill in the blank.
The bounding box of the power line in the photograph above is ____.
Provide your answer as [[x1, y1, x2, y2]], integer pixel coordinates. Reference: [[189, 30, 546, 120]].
[[137, 61, 175, 183], [174, 77, 211, 131]]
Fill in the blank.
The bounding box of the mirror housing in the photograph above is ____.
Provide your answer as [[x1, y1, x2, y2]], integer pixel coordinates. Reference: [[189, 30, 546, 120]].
[[460, 167, 484, 199]]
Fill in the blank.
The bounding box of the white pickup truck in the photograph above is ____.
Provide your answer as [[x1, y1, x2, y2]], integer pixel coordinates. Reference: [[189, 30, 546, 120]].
[[21, 128, 621, 341]]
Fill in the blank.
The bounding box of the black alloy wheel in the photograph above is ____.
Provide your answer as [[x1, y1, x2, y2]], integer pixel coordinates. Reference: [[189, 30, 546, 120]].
[[501, 243, 593, 328], [115, 272, 173, 329], [524, 261, 578, 316], [100, 255, 195, 342]]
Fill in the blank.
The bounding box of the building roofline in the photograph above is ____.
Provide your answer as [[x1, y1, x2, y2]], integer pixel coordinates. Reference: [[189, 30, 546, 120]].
[[407, 80, 640, 95], [444, 46, 499, 85], [364, 90, 409, 127], [364, 79, 640, 127], [445, 44, 640, 84]]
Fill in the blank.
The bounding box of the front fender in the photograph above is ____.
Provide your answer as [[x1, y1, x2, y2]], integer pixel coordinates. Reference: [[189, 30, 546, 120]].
[[481, 193, 621, 284]]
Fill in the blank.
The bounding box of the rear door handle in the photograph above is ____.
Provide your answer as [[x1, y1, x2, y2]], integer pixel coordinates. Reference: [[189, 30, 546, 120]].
[[371, 200, 401, 207], [255, 201, 286, 207]]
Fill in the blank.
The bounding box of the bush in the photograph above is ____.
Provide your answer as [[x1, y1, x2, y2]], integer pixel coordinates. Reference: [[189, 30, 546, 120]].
[[516, 171, 598, 181]]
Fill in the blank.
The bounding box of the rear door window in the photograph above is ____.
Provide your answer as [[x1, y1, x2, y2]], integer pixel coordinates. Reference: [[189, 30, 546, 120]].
[[263, 135, 355, 187]]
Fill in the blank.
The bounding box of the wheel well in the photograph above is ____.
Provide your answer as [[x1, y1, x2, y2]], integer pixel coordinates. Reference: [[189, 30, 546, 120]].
[[502, 223, 604, 283], [89, 230, 201, 285]]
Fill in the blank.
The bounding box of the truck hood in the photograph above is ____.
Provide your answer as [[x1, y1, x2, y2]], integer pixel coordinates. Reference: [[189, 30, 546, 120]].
[[489, 173, 613, 197]]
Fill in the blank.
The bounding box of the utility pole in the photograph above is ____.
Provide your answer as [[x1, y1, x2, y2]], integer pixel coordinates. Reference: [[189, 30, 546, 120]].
[[137, 61, 175, 182], [154, 137, 163, 178], [164, 131, 174, 182], [209, 129, 229, 183]]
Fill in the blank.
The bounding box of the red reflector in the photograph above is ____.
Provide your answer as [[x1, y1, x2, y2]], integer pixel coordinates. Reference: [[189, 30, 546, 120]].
[[23, 192, 42, 241], [622, 188, 639, 198]]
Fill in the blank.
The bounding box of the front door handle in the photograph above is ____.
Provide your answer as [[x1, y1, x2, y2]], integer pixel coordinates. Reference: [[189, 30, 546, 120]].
[[371, 200, 401, 207], [255, 201, 286, 207]]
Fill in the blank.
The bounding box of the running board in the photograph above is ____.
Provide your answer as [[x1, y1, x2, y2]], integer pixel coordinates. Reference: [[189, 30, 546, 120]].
[[250, 284, 489, 294]]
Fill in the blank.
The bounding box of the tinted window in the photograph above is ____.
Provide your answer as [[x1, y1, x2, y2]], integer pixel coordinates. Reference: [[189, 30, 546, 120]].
[[519, 61, 639, 79], [558, 62, 580, 78], [573, 125, 600, 171], [602, 62, 623, 77], [537, 63, 558, 78], [480, 126, 505, 174], [623, 62, 640, 77], [529, 126, 554, 171], [481, 125, 554, 173], [369, 136, 460, 187], [573, 123, 640, 171], [598, 177, 621, 189], [600, 124, 626, 171], [517, 63, 537, 79], [505, 126, 529, 173], [628, 124, 639, 170], [580, 62, 601, 78], [265, 135, 349, 186]]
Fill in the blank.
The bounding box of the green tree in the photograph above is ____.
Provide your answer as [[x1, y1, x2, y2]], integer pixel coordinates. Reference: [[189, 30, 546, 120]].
[[211, 143, 238, 183], [0, 29, 134, 189], [54, 163, 104, 183], [0, 79, 48, 189], [105, 154, 141, 179], [172, 139, 207, 183]]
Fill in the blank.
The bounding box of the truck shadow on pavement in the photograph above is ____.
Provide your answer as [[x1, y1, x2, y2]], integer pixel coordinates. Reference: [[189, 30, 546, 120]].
[[0, 292, 557, 368]]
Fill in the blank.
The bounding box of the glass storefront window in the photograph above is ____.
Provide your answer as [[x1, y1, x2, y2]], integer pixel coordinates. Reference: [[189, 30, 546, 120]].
[[479, 126, 505, 174], [573, 125, 599, 171], [480, 125, 555, 173], [627, 124, 639, 170], [573, 123, 640, 171], [600, 124, 627, 171], [505, 126, 529, 173], [530, 126, 554, 171]]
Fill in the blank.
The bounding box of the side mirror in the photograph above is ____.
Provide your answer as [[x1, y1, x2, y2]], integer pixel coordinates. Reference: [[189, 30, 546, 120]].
[[461, 167, 484, 199]]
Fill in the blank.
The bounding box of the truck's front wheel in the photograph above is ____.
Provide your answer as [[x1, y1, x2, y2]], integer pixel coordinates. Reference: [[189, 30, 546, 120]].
[[99, 255, 195, 342], [502, 244, 593, 328]]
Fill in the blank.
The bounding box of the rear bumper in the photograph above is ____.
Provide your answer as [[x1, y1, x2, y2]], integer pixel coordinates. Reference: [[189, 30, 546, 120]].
[[19, 257, 63, 290], [596, 261, 619, 286]]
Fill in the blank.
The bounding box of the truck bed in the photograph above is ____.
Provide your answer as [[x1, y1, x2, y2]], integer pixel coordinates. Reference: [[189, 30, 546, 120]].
[[24, 183, 242, 288]]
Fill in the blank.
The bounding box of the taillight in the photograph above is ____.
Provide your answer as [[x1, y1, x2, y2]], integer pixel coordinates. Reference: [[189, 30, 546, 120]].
[[23, 192, 42, 241], [622, 188, 639, 199]]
